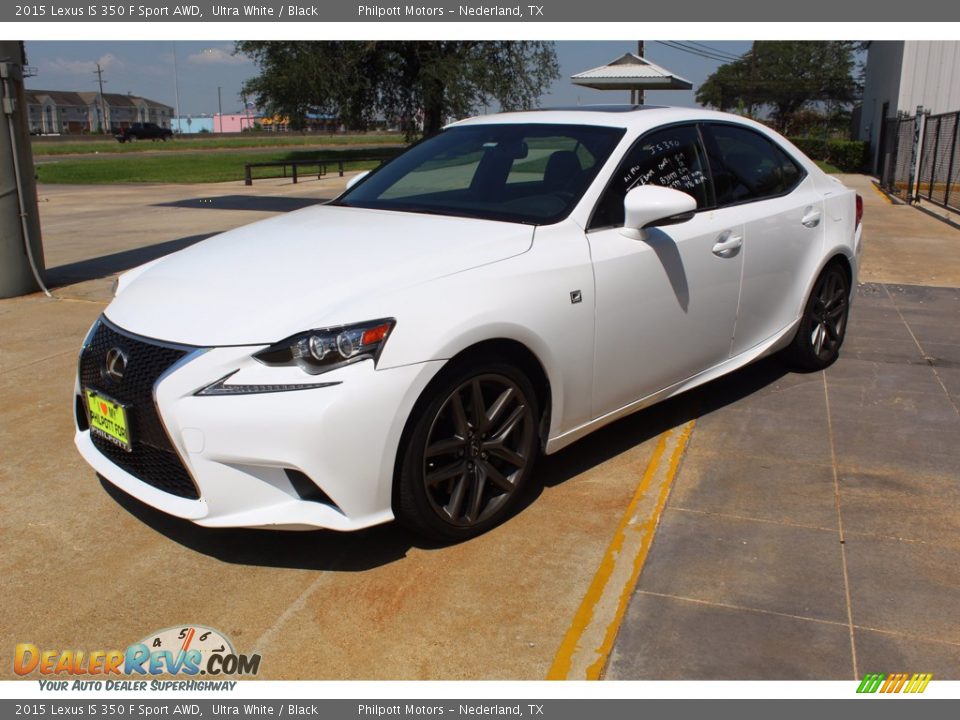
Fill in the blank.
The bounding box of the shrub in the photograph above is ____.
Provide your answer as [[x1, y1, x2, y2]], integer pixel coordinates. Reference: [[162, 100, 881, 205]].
[[789, 137, 868, 173]]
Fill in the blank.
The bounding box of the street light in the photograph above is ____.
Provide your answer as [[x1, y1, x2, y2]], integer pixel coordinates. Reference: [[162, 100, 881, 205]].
[[217, 86, 222, 133]]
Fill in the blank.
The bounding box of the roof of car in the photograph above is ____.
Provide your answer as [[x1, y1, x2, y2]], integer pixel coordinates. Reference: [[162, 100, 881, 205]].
[[448, 105, 762, 132]]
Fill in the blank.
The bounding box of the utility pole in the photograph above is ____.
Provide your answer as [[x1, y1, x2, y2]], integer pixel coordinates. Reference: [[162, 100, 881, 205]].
[[172, 42, 181, 133], [1, 40, 47, 297], [217, 86, 222, 133], [635, 41, 645, 105], [94, 62, 107, 133]]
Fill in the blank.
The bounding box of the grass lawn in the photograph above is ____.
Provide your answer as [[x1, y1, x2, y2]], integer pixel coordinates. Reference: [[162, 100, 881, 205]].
[[31, 133, 404, 156], [35, 142, 846, 185], [814, 159, 842, 174], [35, 147, 404, 184]]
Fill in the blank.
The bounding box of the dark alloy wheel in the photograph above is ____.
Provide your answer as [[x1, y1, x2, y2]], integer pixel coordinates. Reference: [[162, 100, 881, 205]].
[[397, 362, 539, 542], [784, 262, 850, 371]]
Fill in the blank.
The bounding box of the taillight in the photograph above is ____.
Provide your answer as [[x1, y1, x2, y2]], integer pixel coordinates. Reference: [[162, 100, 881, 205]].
[[855, 194, 863, 228]]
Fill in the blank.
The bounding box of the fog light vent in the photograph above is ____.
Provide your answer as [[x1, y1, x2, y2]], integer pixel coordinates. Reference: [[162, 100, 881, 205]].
[[76, 395, 89, 432], [284, 469, 339, 509]]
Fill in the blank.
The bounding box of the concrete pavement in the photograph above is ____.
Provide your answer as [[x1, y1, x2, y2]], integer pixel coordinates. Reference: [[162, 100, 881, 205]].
[[603, 176, 960, 681], [606, 283, 960, 680]]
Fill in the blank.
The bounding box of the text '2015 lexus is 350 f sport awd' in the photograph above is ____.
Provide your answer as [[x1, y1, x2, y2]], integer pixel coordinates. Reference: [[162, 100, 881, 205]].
[[75, 106, 863, 542]]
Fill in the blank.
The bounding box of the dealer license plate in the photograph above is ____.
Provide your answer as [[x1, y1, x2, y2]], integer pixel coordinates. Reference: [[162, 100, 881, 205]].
[[84, 388, 132, 452]]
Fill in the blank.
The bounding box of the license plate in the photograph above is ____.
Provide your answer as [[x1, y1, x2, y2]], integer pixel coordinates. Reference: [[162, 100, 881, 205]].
[[84, 388, 132, 452]]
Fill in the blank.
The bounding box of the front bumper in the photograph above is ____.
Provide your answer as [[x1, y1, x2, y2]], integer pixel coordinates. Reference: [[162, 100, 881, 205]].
[[75, 320, 443, 531]]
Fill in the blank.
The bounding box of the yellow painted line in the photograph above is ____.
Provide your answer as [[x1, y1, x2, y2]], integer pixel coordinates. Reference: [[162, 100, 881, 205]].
[[585, 420, 694, 679], [547, 419, 695, 680], [872, 183, 894, 204]]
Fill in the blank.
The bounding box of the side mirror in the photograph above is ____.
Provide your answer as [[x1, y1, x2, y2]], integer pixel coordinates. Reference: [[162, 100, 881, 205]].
[[621, 186, 697, 239], [345, 170, 371, 191]]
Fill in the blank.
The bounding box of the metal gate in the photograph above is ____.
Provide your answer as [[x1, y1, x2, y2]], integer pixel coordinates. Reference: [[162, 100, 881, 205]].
[[880, 107, 960, 213]]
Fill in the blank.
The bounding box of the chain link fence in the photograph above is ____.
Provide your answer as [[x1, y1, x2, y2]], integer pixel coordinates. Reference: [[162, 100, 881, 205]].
[[880, 109, 960, 213]]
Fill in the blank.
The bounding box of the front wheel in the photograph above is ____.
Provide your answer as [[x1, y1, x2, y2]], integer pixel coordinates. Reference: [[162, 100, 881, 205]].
[[396, 361, 540, 542], [783, 262, 850, 371]]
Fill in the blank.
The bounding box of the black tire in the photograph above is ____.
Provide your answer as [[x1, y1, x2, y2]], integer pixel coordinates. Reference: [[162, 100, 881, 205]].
[[396, 359, 540, 543], [782, 262, 850, 371]]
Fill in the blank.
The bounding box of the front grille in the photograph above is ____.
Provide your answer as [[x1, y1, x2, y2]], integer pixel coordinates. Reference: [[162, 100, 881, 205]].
[[79, 318, 201, 500]]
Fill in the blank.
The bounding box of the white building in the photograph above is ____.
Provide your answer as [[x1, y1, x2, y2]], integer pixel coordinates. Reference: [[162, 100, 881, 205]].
[[858, 41, 960, 173], [24, 89, 173, 134]]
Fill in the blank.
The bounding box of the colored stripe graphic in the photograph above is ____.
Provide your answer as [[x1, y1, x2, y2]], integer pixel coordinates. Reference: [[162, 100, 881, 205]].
[[881, 672, 908, 693], [857, 672, 932, 693], [905, 673, 933, 693], [857, 673, 885, 693]]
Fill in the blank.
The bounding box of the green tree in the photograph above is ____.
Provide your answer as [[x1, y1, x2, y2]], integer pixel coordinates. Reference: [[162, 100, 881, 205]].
[[235, 41, 559, 139], [696, 41, 861, 132]]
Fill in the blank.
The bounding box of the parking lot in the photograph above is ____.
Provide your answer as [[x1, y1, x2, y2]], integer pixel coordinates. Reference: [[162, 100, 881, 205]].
[[2, 174, 958, 680]]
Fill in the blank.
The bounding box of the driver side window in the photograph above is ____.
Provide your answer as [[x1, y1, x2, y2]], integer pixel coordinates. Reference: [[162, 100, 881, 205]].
[[590, 124, 711, 230]]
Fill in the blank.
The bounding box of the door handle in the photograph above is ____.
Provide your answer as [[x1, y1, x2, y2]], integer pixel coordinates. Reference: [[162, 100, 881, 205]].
[[712, 231, 742, 257], [801, 209, 822, 228]]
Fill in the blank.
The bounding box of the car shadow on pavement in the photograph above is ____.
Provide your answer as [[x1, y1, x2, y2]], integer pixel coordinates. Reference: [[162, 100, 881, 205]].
[[100, 477, 417, 571], [45, 233, 215, 288], [153, 195, 327, 213], [99, 356, 791, 572], [529, 356, 791, 494]]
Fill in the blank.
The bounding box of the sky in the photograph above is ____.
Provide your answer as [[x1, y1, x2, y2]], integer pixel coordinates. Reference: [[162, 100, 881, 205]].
[[22, 40, 753, 117]]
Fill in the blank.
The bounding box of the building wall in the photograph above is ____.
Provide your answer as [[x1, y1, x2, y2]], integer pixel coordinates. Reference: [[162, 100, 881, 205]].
[[216, 113, 259, 133], [26, 101, 89, 134], [898, 41, 960, 115], [859, 41, 960, 174], [25, 91, 173, 134], [172, 117, 214, 134], [858, 41, 904, 172]]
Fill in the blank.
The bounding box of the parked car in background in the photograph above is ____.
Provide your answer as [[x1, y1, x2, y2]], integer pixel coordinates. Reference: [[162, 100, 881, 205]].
[[115, 123, 173, 143], [76, 106, 862, 542]]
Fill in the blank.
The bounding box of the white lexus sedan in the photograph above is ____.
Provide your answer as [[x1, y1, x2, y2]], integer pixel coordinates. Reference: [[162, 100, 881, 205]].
[[75, 107, 862, 541]]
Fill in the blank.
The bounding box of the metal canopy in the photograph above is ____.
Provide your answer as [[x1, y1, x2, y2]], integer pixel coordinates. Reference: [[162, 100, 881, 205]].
[[571, 52, 693, 92]]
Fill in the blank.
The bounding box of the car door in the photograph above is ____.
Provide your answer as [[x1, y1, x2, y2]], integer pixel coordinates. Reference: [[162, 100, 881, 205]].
[[587, 124, 744, 417], [701, 123, 826, 357]]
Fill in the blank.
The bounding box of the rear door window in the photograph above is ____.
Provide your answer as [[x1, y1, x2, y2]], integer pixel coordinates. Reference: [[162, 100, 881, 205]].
[[704, 124, 805, 206]]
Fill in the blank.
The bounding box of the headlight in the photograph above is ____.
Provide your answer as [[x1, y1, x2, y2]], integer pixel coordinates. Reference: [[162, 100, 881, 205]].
[[253, 318, 395, 375]]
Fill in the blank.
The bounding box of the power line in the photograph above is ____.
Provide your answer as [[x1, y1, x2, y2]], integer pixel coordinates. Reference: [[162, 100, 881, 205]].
[[656, 41, 740, 63], [685, 41, 746, 61], [667, 41, 742, 61], [654, 41, 744, 64]]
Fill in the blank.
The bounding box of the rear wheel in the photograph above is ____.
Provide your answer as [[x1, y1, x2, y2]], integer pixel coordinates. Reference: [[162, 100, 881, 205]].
[[396, 361, 539, 542], [783, 262, 850, 371]]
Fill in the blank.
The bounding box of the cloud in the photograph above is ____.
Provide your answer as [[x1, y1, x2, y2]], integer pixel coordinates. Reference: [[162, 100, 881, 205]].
[[187, 47, 247, 66], [45, 52, 124, 76]]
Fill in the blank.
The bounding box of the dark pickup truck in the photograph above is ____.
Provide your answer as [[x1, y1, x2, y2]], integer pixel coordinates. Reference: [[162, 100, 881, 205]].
[[115, 123, 174, 143]]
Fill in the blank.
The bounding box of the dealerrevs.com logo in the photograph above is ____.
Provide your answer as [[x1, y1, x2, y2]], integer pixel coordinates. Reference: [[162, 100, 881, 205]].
[[14, 626, 261, 688]]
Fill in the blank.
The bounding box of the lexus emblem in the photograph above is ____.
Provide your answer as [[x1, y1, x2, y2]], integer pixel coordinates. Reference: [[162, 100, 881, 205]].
[[104, 347, 128, 383]]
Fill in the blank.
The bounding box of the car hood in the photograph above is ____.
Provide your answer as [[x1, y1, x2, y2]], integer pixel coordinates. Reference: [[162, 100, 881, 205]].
[[105, 204, 534, 346]]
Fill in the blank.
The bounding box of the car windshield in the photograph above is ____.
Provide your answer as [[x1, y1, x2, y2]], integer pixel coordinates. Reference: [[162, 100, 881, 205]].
[[335, 123, 626, 225]]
